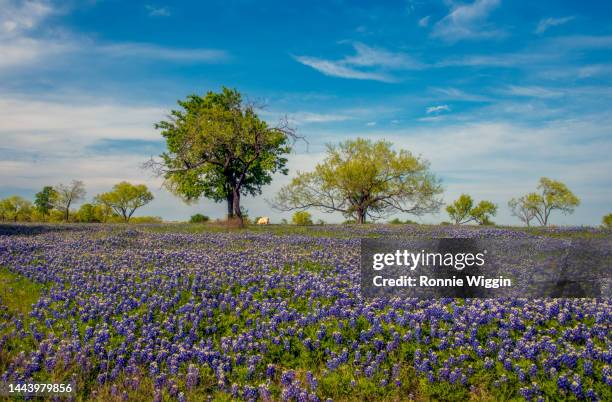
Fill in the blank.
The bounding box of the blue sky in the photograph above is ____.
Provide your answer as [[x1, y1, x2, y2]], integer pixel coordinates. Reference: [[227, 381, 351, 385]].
[[1, 0, 611, 224]]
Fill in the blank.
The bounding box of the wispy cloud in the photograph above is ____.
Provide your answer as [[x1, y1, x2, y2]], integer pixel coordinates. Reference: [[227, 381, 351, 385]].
[[145, 5, 171, 17], [0, 0, 67, 70], [0, 1, 227, 72], [294, 42, 422, 82], [426, 104, 451, 114], [535, 16, 574, 34], [97, 43, 229, 62], [294, 56, 393, 82], [431, 0, 503, 42], [500, 85, 564, 99], [0, 0, 53, 37], [418, 16, 430, 27], [365, 121, 376, 126]]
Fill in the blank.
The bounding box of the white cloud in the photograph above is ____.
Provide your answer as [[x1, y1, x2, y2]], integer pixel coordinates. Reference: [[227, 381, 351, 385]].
[[0, 36, 71, 70], [500, 85, 564, 99], [294, 42, 422, 82], [0, 95, 165, 157], [418, 16, 430, 27], [431, 0, 503, 42], [426, 104, 451, 114], [366, 121, 376, 126], [535, 16, 574, 34], [345, 43, 422, 69], [0, 0, 53, 37], [547, 35, 612, 50], [294, 56, 394, 82], [0, 1, 228, 72], [145, 5, 170, 17], [97, 43, 228, 62]]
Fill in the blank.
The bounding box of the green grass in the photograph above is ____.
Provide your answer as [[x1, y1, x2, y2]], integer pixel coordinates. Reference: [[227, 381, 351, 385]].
[[0, 267, 44, 316]]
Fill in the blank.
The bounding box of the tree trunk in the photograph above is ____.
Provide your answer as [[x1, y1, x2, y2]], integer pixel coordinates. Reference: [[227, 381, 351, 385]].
[[232, 188, 243, 227], [357, 209, 366, 224], [226, 192, 234, 220]]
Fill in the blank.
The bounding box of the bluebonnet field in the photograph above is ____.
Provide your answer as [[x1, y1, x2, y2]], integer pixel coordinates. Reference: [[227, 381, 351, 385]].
[[0, 224, 610, 401]]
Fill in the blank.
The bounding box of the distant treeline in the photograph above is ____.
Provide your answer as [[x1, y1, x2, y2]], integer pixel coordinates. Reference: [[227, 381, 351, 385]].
[[0, 180, 160, 224]]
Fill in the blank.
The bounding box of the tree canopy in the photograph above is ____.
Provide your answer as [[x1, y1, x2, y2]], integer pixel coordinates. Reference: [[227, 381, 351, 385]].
[[34, 186, 57, 218], [510, 177, 580, 226], [508, 195, 537, 227], [94, 182, 154, 223], [53, 180, 86, 222], [273, 138, 442, 223], [0, 196, 32, 222], [147, 87, 296, 226], [446, 194, 497, 225]]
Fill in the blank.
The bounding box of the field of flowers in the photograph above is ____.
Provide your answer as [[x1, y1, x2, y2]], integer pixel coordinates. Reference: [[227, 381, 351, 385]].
[[0, 223, 610, 401]]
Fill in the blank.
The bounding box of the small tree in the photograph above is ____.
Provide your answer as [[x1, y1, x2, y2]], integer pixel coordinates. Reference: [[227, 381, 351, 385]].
[[508, 195, 536, 227], [470, 200, 497, 225], [95, 182, 154, 223], [602, 213, 612, 229], [190, 213, 210, 223], [516, 178, 580, 226], [292, 211, 313, 225], [54, 180, 86, 222], [446, 194, 497, 225], [446, 194, 473, 224], [274, 138, 442, 223], [34, 186, 57, 220], [0, 196, 32, 222]]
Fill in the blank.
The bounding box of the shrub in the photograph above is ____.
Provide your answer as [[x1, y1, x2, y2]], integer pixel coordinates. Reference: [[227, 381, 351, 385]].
[[388, 218, 417, 224], [292, 211, 313, 225], [190, 214, 210, 223], [603, 213, 612, 229]]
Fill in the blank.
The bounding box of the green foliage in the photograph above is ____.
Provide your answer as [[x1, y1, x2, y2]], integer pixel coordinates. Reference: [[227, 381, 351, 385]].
[[0, 267, 45, 316], [0, 196, 32, 222], [75, 203, 100, 223], [274, 138, 442, 224], [602, 213, 612, 229], [34, 186, 57, 218], [190, 213, 210, 223], [149, 87, 295, 225], [510, 177, 580, 226], [470, 200, 497, 225], [388, 217, 418, 224], [292, 211, 313, 225], [446, 194, 473, 224], [447, 194, 497, 225], [94, 182, 154, 223]]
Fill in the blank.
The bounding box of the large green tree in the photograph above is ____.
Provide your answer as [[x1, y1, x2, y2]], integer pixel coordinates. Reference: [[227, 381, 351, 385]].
[[273, 138, 442, 224], [147, 87, 296, 225], [34, 186, 57, 220], [94, 182, 154, 223]]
